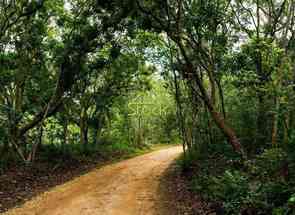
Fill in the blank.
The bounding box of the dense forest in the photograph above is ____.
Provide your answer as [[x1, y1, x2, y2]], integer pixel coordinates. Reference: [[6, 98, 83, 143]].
[[1, 0, 295, 214]]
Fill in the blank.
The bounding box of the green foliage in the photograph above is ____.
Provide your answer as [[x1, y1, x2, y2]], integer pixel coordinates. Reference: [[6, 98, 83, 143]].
[[206, 170, 249, 214], [254, 148, 288, 180], [101, 79, 179, 149], [177, 149, 199, 172], [186, 146, 295, 215]]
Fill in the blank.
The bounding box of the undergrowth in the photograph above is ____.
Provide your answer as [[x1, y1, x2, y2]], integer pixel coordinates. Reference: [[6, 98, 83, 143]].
[[178, 144, 295, 215], [0, 142, 156, 174]]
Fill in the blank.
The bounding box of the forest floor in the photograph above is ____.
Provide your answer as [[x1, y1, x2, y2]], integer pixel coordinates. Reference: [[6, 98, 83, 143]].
[[1, 146, 199, 215]]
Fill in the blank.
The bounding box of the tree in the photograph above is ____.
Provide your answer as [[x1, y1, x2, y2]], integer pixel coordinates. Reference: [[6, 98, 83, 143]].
[[0, 0, 139, 161], [135, 0, 246, 156]]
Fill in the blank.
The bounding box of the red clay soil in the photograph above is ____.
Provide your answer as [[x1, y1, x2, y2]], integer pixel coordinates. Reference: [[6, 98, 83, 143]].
[[160, 160, 212, 215], [0, 154, 109, 213], [2, 146, 189, 215]]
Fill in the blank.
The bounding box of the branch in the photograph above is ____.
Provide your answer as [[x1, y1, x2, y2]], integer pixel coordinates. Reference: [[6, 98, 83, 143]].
[[0, 0, 45, 39], [135, 0, 169, 32]]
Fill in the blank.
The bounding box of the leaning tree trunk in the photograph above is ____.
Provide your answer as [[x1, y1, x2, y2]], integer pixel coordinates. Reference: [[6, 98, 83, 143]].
[[190, 65, 245, 157], [210, 109, 244, 155], [173, 38, 245, 157]]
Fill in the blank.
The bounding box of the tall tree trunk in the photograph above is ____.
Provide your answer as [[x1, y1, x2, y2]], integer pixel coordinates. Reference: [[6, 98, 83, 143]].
[[271, 60, 284, 146], [172, 69, 187, 154], [191, 66, 245, 157], [93, 127, 100, 145], [80, 108, 88, 152], [216, 80, 226, 119], [271, 97, 280, 146], [282, 113, 289, 145], [29, 125, 43, 163], [62, 118, 68, 153], [137, 113, 143, 147], [9, 79, 26, 161], [206, 108, 214, 145], [208, 65, 216, 106], [10, 130, 26, 162]]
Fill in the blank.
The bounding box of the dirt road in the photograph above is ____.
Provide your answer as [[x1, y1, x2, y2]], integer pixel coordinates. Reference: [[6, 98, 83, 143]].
[[4, 146, 183, 215]]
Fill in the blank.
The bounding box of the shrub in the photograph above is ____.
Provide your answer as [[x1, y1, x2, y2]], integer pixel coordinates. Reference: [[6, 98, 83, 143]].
[[255, 148, 288, 180], [188, 147, 295, 214]]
